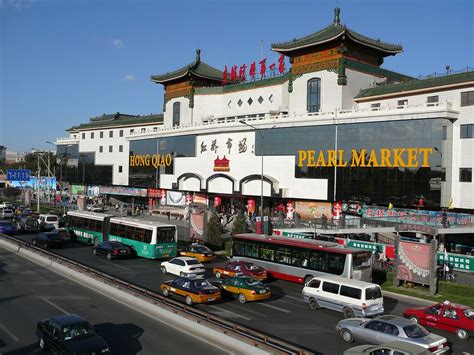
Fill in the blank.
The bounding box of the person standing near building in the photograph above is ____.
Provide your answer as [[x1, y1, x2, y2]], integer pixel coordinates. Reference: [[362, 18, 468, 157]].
[[321, 214, 328, 229]]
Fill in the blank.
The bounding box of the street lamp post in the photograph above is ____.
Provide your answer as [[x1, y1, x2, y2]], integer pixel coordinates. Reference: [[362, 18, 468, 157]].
[[80, 154, 87, 185], [45, 141, 56, 205], [239, 121, 264, 216]]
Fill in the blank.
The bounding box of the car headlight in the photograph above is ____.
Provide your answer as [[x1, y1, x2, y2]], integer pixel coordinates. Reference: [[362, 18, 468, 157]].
[[101, 347, 110, 353]]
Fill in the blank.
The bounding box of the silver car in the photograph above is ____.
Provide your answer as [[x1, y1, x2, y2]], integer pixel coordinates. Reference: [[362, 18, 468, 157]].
[[344, 340, 431, 355], [336, 315, 449, 354]]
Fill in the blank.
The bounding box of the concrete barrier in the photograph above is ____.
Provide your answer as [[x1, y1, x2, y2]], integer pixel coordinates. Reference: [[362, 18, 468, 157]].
[[0, 237, 272, 354]]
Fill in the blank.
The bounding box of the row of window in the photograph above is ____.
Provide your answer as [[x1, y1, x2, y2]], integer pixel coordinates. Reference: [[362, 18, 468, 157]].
[[232, 239, 346, 275], [110, 223, 153, 244], [461, 124, 474, 139], [68, 216, 104, 233], [98, 145, 123, 153], [81, 127, 157, 140], [369, 91, 474, 110]]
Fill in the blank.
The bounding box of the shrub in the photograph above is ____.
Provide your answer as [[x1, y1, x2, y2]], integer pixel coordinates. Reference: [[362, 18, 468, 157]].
[[231, 211, 247, 235], [205, 211, 223, 248]]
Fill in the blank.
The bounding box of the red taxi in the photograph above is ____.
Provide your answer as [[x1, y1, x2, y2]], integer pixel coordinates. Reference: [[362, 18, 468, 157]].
[[403, 300, 474, 340], [213, 261, 267, 281]]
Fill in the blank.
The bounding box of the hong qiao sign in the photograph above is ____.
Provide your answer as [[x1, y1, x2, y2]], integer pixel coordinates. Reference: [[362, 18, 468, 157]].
[[298, 148, 433, 168], [129, 154, 173, 168]]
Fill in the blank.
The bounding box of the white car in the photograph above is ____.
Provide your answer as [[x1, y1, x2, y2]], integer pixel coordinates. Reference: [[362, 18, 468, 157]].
[[161, 257, 206, 278]]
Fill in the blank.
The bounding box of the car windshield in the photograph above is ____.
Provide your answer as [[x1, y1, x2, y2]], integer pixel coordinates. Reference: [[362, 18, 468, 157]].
[[187, 259, 201, 265], [244, 278, 262, 287], [403, 324, 430, 338], [246, 263, 261, 271], [365, 286, 382, 300], [192, 279, 212, 288], [46, 216, 58, 222], [463, 309, 474, 319], [62, 322, 95, 341]]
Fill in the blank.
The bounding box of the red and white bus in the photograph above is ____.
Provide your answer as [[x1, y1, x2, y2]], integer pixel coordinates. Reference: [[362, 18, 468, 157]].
[[232, 234, 373, 284]]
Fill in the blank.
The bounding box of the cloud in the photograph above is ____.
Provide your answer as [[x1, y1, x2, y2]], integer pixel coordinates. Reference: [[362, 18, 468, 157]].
[[112, 39, 124, 48], [123, 74, 135, 81], [0, 0, 37, 10]]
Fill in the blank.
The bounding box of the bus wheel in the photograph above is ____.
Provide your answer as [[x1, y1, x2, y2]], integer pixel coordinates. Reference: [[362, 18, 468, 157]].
[[93, 238, 99, 247], [343, 307, 355, 319], [185, 296, 193, 306], [308, 297, 320, 310], [215, 272, 221, 279]]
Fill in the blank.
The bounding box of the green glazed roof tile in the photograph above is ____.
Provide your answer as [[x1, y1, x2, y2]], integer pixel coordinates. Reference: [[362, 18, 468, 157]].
[[68, 113, 163, 131], [151, 60, 223, 83]]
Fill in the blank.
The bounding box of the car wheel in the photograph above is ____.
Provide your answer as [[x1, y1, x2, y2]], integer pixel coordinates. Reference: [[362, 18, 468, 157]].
[[107, 253, 112, 261], [161, 266, 167, 274], [39, 336, 46, 350], [185, 295, 193, 306], [215, 272, 222, 279], [456, 328, 469, 340], [162, 288, 169, 297], [308, 297, 320, 310], [93, 248, 97, 255], [340, 329, 354, 343], [343, 307, 355, 319], [238, 293, 247, 304], [409, 316, 418, 323]]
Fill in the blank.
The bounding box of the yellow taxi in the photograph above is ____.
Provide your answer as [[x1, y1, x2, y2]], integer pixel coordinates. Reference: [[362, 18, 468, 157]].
[[218, 276, 271, 304], [161, 277, 221, 306], [179, 244, 216, 263]]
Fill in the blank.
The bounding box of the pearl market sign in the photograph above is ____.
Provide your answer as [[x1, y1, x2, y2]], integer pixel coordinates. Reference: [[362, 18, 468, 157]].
[[129, 154, 173, 168], [222, 54, 286, 84], [298, 148, 433, 168]]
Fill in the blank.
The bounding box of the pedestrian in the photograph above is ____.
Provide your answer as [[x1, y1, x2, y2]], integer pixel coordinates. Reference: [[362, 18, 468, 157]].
[[167, 211, 171, 221], [341, 213, 346, 228], [321, 214, 328, 229]]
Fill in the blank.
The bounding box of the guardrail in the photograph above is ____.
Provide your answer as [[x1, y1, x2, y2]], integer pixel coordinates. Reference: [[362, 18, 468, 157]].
[[0, 234, 312, 355]]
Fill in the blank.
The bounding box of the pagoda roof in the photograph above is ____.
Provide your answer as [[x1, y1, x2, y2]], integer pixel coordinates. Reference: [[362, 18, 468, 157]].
[[68, 112, 163, 131], [151, 49, 222, 84], [355, 70, 474, 100], [271, 11, 402, 55]]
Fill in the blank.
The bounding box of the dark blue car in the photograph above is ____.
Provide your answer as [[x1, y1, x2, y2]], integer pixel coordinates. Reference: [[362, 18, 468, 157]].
[[0, 220, 17, 234]]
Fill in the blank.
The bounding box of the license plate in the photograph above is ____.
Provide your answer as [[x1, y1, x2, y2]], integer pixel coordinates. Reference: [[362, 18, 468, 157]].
[[120, 250, 126, 253], [207, 298, 215, 301]]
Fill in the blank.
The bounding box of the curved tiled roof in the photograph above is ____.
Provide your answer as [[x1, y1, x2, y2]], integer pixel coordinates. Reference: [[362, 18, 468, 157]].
[[355, 70, 474, 99], [151, 60, 223, 84], [68, 113, 163, 131], [271, 23, 402, 54]]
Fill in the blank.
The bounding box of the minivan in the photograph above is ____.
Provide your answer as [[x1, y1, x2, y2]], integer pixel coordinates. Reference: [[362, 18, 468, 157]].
[[38, 214, 59, 231], [302, 275, 384, 318]]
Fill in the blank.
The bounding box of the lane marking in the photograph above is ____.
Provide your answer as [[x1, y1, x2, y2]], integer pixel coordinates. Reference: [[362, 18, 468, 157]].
[[207, 305, 252, 321], [0, 323, 19, 342], [258, 303, 291, 313], [274, 299, 307, 309], [282, 294, 305, 302], [42, 298, 69, 314], [225, 303, 267, 317]]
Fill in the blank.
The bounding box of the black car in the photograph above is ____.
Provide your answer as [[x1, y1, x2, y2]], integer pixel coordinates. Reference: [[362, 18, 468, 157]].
[[36, 314, 110, 354], [32, 232, 65, 248], [14, 215, 39, 233], [93, 241, 131, 260]]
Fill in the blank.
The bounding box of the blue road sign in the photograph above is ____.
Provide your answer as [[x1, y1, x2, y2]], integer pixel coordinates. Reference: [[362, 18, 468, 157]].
[[7, 169, 31, 182]]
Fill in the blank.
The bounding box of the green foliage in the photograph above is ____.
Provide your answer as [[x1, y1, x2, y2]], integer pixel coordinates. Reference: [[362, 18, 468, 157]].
[[231, 211, 247, 236], [205, 211, 223, 248], [438, 280, 474, 299], [2, 187, 22, 198]]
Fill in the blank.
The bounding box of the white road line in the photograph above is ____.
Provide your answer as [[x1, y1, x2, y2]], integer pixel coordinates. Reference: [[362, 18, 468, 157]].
[[274, 299, 307, 309], [0, 323, 19, 342], [42, 298, 69, 314], [225, 303, 267, 317], [207, 305, 252, 321], [258, 303, 291, 313], [282, 294, 305, 302]]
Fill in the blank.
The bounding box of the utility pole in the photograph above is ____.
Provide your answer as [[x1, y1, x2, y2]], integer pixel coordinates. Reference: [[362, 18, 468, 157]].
[[47, 151, 51, 204], [37, 153, 41, 213]]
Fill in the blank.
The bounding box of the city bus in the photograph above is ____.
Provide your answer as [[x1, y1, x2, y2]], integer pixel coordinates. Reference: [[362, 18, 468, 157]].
[[66, 211, 177, 259], [232, 234, 373, 283]]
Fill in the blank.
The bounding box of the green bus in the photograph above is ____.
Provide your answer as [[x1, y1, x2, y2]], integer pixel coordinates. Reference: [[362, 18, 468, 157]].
[[66, 211, 177, 259]]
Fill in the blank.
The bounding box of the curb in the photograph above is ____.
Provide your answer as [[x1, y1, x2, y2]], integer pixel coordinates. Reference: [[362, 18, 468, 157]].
[[383, 290, 437, 306]]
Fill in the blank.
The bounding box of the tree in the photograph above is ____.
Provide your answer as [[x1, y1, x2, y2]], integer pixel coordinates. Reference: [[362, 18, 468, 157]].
[[231, 211, 248, 236], [205, 211, 223, 248]]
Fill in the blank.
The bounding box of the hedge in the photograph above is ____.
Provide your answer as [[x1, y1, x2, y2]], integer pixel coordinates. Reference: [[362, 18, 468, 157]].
[[438, 281, 474, 298]]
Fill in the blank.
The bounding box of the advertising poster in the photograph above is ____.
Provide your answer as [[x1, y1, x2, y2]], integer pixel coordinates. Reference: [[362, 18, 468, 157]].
[[11, 177, 57, 190], [193, 193, 207, 205], [294, 200, 331, 220], [166, 191, 185, 206], [100, 186, 147, 197], [247, 199, 255, 213], [71, 184, 85, 195], [87, 185, 100, 196], [397, 241, 431, 284], [190, 212, 205, 241]]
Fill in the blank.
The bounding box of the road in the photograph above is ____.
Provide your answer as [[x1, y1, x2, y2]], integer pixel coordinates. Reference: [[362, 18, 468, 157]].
[[9, 233, 474, 354], [0, 245, 230, 355]]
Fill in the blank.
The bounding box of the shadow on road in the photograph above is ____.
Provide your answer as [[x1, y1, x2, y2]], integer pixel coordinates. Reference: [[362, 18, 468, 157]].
[[94, 322, 144, 355]]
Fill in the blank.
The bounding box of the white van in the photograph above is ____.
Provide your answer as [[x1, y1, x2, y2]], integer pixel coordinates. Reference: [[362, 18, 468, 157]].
[[38, 214, 59, 230], [302, 275, 384, 318]]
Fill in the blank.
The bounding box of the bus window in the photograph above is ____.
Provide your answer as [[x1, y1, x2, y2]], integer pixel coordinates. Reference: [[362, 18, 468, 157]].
[[245, 241, 258, 258], [156, 227, 175, 243], [353, 252, 372, 269], [143, 229, 152, 243], [135, 228, 145, 242], [259, 246, 275, 261], [327, 253, 345, 275], [275, 247, 292, 265]]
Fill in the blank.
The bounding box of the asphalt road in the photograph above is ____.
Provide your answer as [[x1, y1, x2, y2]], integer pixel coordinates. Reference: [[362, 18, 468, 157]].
[[8, 233, 474, 354], [0, 245, 230, 355]]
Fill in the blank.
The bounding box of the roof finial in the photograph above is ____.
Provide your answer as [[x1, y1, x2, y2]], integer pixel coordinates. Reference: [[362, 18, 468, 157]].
[[334, 7, 341, 25], [196, 48, 201, 62]]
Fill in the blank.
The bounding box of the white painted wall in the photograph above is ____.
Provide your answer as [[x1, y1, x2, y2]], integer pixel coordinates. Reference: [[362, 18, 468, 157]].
[[163, 97, 191, 127]]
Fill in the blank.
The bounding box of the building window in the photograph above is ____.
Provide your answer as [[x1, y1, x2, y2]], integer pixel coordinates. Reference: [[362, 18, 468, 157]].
[[371, 103, 381, 110], [172, 102, 180, 127], [427, 95, 439, 106], [460, 124, 473, 139], [100, 131, 103, 138], [130, 129, 134, 134], [307, 78, 321, 112], [109, 145, 113, 153], [109, 131, 113, 138], [141, 127, 146, 133], [119, 145, 123, 152], [90, 132, 94, 139], [119, 130, 123, 137], [397, 99, 408, 108], [442, 126, 447, 140], [461, 91, 474, 107], [82, 133, 85, 139], [153, 127, 158, 132], [99, 146, 103, 153], [118, 166, 123, 173], [459, 168, 472, 182]]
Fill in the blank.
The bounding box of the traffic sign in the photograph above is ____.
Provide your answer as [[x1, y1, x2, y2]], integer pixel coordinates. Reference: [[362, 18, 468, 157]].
[[6, 169, 31, 182]]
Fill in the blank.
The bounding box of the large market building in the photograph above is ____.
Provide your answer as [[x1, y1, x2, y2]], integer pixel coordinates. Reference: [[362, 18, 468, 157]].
[[56, 8, 474, 214]]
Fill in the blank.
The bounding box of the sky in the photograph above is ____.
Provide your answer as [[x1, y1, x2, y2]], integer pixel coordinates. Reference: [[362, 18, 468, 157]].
[[1, 0, 473, 153]]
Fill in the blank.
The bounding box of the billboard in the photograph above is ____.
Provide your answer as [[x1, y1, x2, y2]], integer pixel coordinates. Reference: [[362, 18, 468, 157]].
[[397, 241, 431, 284], [10, 177, 56, 190], [294, 200, 332, 220], [167, 191, 185, 206]]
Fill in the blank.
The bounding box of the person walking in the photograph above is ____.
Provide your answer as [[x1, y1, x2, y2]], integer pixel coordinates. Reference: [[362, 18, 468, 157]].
[[321, 214, 328, 229]]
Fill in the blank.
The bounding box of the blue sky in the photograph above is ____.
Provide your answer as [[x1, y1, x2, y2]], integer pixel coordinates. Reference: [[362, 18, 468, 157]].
[[1, 0, 473, 152]]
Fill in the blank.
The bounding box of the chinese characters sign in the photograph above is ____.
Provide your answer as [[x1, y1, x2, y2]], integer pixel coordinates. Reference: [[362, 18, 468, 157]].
[[223, 54, 286, 84], [7, 169, 30, 181]]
